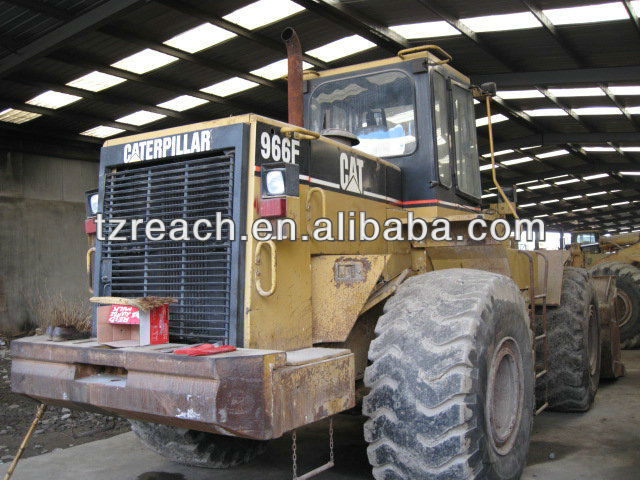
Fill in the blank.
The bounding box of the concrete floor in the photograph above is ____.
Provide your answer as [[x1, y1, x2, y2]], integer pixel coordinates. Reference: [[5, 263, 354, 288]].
[[2, 351, 639, 480]]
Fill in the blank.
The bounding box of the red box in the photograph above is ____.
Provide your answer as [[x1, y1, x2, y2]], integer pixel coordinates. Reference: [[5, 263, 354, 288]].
[[97, 303, 169, 348]]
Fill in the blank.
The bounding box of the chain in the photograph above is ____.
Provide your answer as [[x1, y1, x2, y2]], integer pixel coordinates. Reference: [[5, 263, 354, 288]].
[[292, 429, 298, 479], [329, 417, 334, 463]]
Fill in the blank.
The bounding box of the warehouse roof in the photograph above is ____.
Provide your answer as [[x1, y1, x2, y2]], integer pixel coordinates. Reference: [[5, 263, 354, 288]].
[[1, 0, 639, 233]]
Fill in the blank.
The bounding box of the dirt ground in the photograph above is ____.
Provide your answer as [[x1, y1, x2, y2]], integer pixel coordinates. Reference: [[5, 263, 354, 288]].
[[0, 336, 130, 465]]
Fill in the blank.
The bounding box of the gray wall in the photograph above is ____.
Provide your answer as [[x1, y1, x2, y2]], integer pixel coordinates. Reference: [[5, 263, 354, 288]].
[[0, 151, 98, 334]]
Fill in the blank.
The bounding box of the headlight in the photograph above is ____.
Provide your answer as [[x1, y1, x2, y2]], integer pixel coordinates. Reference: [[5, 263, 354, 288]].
[[265, 170, 285, 196], [90, 193, 99, 215]]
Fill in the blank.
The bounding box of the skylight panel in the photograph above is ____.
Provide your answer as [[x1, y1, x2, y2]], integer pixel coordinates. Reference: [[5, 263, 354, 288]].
[[545, 174, 569, 180], [548, 87, 605, 97], [223, 0, 305, 30], [586, 191, 607, 196], [536, 149, 569, 159], [573, 208, 588, 212], [481, 193, 497, 199], [475, 114, 508, 127], [307, 35, 375, 62], [390, 21, 461, 39], [479, 164, 501, 171], [201, 77, 258, 97], [608, 85, 640, 95], [583, 173, 610, 180], [26, 90, 81, 109], [583, 146, 616, 152], [0, 108, 41, 124], [534, 214, 549, 218], [553, 211, 568, 215], [67, 71, 126, 92], [556, 178, 581, 185], [497, 90, 544, 99], [592, 204, 609, 209], [529, 183, 552, 190], [81, 125, 125, 138], [516, 180, 539, 185], [460, 12, 541, 32], [502, 156, 533, 166], [620, 146, 640, 151], [251, 59, 312, 80], [612, 201, 630, 206], [116, 110, 166, 126], [519, 203, 536, 208], [520, 145, 542, 150], [620, 171, 640, 175], [541, 199, 559, 204], [482, 149, 514, 158], [524, 108, 568, 117], [573, 106, 622, 115], [112, 49, 178, 74], [157, 95, 208, 112], [627, 106, 640, 114], [542, 2, 629, 26], [164, 23, 236, 53], [564, 194, 583, 200]]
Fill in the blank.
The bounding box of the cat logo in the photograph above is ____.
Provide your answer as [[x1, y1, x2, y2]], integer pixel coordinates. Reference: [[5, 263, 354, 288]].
[[339, 152, 364, 194]]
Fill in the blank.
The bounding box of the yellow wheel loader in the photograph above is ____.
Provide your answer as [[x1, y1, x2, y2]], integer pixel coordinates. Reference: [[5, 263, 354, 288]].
[[11, 30, 615, 479], [569, 229, 640, 348]]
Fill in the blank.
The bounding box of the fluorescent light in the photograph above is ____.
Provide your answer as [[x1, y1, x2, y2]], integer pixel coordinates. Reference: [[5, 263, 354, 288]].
[[543, 2, 629, 26], [564, 195, 583, 200], [497, 89, 544, 99], [0, 108, 41, 124], [612, 201, 630, 206], [223, 0, 304, 30], [541, 199, 559, 204], [112, 49, 178, 74], [520, 203, 536, 208], [609, 85, 640, 95], [573, 107, 622, 115], [163, 23, 236, 53], [524, 108, 568, 117], [548, 87, 605, 97], [201, 77, 258, 97], [592, 204, 609, 209], [573, 208, 588, 212], [537, 149, 569, 159], [67, 71, 126, 92], [586, 191, 607, 196], [583, 173, 610, 180], [461, 12, 541, 32], [620, 171, 640, 175], [481, 193, 497, 198], [482, 149, 514, 158], [251, 59, 312, 80], [389, 21, 460, 39], [620, 146, 640, 152], [584, 146, 616, 152], [556, 179, 580, 185], [479, 164, 500, 171], [502, 156, 533, 166], [157, 95, 208, 111], [81, 125, 125, 138], [307, 35, 375, 62], [26, 90, 81, 109], [529, 183, 551, 190], [476, 114, 508, 127], [116, 110, 166, 126]]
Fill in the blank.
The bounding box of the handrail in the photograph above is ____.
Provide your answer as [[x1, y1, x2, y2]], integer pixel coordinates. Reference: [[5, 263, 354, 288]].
[[280, 126, 320, 141], [254, 241, 277, 297], [397, 44, 452, 64], [306, 187, 326, 235]]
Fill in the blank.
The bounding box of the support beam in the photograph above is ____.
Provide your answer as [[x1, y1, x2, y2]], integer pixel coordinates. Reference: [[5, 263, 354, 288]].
[[0, 127, 100, 161], [291, 0, 408, 53], [0, 0, 144, 78], [5, 0, 74, 20], [483, 164, 636, 188], [481, 132, 640, 154], [622, 0, 640, 38], [601, 83, 640, 130], [156, 0, 328, 69], [471, 65, 640, 88]]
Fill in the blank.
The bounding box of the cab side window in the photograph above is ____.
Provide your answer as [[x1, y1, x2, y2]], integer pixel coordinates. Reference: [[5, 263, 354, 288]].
[[451, 84, 481, 199], [432, 72, 452, 188]]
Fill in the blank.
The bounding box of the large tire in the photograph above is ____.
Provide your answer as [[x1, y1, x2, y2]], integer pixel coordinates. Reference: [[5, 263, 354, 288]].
[[546, 267, 601, 412], [129, 420, 267, 468], [363, 269, 534, 480], [590, 262, 640, 349]]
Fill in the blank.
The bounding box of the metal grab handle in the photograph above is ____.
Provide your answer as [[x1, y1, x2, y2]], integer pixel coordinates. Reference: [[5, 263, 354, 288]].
[[86, 247, 96, 294], [281, 126, 320, 140], [255, 241, 277, 297], [397, 44, 452, 64], [306, 187, 326, 234]]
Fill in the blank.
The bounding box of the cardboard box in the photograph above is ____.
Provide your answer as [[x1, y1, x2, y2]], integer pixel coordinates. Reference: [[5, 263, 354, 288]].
[[97, 303, 169, 348]]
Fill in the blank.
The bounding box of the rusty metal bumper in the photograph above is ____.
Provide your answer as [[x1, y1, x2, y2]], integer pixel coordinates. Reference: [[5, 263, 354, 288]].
[[10, 336, 355, 440]]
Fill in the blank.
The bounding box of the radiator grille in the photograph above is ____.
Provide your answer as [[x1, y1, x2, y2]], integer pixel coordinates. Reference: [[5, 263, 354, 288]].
[[102, 152, 236, 344]]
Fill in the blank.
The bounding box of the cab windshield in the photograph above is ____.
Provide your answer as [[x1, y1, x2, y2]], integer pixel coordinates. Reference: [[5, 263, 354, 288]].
[[308, 71, 416, 158]]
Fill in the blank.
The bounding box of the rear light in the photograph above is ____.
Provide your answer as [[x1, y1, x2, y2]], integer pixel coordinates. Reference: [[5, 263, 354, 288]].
[[85, 218, 97, 234], [259, 197, 287, 218]]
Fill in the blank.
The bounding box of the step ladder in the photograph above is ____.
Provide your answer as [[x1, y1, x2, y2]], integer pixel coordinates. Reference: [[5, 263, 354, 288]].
[[519, 251, 549, 415]]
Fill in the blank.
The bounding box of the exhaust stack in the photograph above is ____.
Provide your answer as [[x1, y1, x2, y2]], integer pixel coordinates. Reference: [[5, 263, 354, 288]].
[[281, 27, 304, 127]]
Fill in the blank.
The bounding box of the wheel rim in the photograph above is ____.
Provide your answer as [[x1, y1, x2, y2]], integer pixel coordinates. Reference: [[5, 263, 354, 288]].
[[587, 304, 598, 376], [486, 337, 524, 456], [615, 290, 632, 328]]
